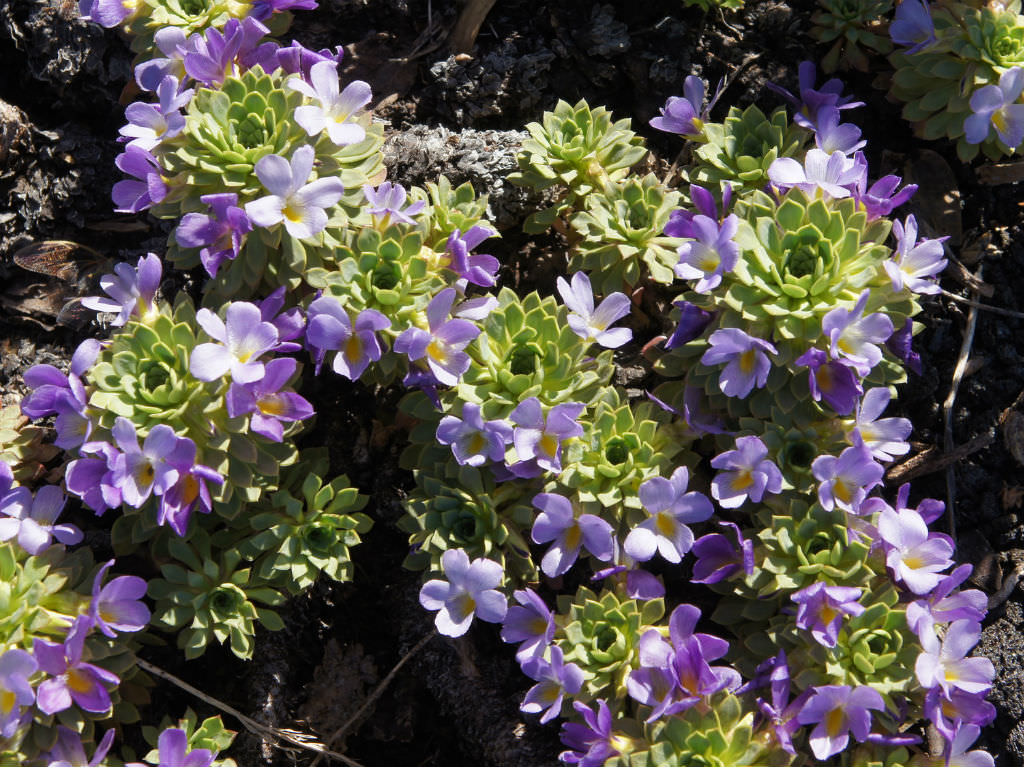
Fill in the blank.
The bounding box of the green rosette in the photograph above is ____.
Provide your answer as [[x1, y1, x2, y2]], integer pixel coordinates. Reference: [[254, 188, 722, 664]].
[[810, 0, 894, 72], [123, 0, 253, 58]]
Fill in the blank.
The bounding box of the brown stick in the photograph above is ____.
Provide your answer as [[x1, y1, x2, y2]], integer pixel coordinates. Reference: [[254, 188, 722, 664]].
[[449, 0, 497, 54], [885, 429, 996, 485]]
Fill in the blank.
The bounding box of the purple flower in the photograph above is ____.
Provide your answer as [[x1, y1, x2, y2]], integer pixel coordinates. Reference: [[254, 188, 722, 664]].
[[852, 172, 918, 220], [250, 0, 317, 20], [34, 616, 120, 715], [768, 148, 863, 199], [109, 418, 193, 508], [795, 347, 862, 415], [944, 723, 995, 768], [625, 467, 713, 563], [531, 493, 614, 577], [0, 485, 82, 555], [509, 398, 585, 474], [664, 300, 713, 350], [812, 440, 883, 512], [559, 700, 621, 766], [886, 213, 947, 294], [520, 646, 585, 724], [674, 213, 739, 293], [90, 559, 150, 638], [287, 61, 371, 145], [226, 357, 314, 442], [362, 182, 426, 226], [394, 288, 480, 387], [267, 41, 343, 83], [436, 403, 513, 466], [119, 75, 192, 150], [419, 548, 507, 637], [649, 76, 706, 136], [791, 582, 866, 648], [446, 225, 500, 288], [134, 29, 187, 91], [850, 387, 911, 461], [666, 183, 733, 238], [710, 436, 782, 508], [501, 588, 555, 663], [112, 145, 167, 213], [878, 503, 954, 595], [906, 564, 987, 642], [44, 727, 115, 767], [306, 297, 390, 379], [66, 441, 122, 514], [750, 651, 806, 756], [769, 61, 864, 131], [82, 252, 162, 327], [691, 521, 754, 584], [813, 106, 866, 155], [152, 727, 215, 767], [965, 67, 1024, 147], [176, 193, 252, 278], [915, 620, 994, 697], [797, 685, 884, 760], [190, 302, 279, 383], [556, 272, 632, 348], [244, 145, 345, 240], [0, 648, 37, 738], [700, 328, 777, 398], [822, 290, 894, 376], [259, 287, 305, 353], [925, 687, 996, 744], [891, 0, 936, 54], [182, 18, 270, 87], [78, 0, 130, 27], [22, 338, 101, 450], [157, 460, 223, 537], [887, 317, 922, 375]]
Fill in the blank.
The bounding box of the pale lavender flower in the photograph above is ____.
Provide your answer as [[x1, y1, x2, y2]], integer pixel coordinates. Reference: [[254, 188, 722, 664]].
[[559, 700, 621, 766], [287, 61, 371, 145], [944, 723, 995, 768], [768, 148, 863, 199], [625, 467, 713, 563], [90, 559, 150, 638], [509, 398, 585, 474], [886, 213, 947, 294], [0, 485, 81, 555], [78, 0, 129, 26], [814, 106, 866, 154], [306, 297, 390, 379], [878, 503, 954, 595], [22, 338, 100, 450], [700, 328, 777, 398], [0, 649, 37, 738], [691, 521, 754, 584], [436, 403, 513, 466], [792, 582, 866, 648], [266, 41, 343, 83], [362, 182, 425, 225], [822, 290, 894, 376], [849, 387, 912, 461], [531, 493, 614, 577], [812, 440, 883, 512], [915, 620, 994, 697], [44, 727, 115, 767], [109, 418, 192, 508], [190, 302, 279, 383], [394, 288, 480, 386], [891, 0, 936, 54], [520, 646, 585, 724], [965, 67, 1024, 147], [795, 347, 862, 415], [176, 192, 252, 278], [501, 588, 555, 663], [226, 357, 314, 442], [419, 549, 507, 637], [852, 172, 917, 220], [151, 727, 215, 767], [182, 18, 270, 87], [244, 145, 345, 240], [82, 253, 162, 326], [118, 75, 192, 150], [446, 225, 500, 288], [34, 616, 119, 715], [674, 213, 739, 292], [925, 687, 996, 745], [134, 29, 188, 91], [557, 272, 632, 348], [797, 685, 884, 760], [906, 564, 987, 642], [664, 300, 713, 349], [710, 436, 782, 508], [650, 76, 706, 136], [112, 144, 167, 213], [65, 441, 122, 515]]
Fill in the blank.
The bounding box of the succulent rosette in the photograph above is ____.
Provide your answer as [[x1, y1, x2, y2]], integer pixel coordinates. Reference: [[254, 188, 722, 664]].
[[809, 0, 894, 73]]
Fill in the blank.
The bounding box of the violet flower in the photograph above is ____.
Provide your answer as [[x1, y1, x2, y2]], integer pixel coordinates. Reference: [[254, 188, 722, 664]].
[[362, 182, 426, 226], [886, 213, 948, 294], [501, 588, 555, 663], [769, 60, 864, 131], [710, 435, 782, 508], [691, 521, 754, 584], [176, 193, 252, 278], [791, 582, 866, 648], [925, 687, 996, 744], [509, 397, 585, 474], [134, 28, 188, 92], [890, 0, 936, 54], [78, 0, 130, 27], [915, 620, 995, 698], [796, 684, 884, 760], [814, 105, 866, 155], [625, 467, 713, 563], [559, 700, 621, 766], [44, 727, 115, 768], [878, 503, 954, 595], [944, 723, 995, 768], [812, 440, 883, 513], [795, 347, 862, 415], [112, 145, 167, 213], [964, 67, 1024, 147], [90, 559, 151, 637], [306, 297, 390, 379], [158, 460, 224, 537], [82, 252, 162, 327], [268, 41, 343, 83], [418, 548, 507, 637], [394, 288, 480, 387], [906, 564, 987, 642], [700, 328, 777, 398], [66, 440, 122, 515], [446, 225, 500, 288], [34, 616, 120, 715], [436, 403, 513, 467], [250, 0, 317, 20], [768, 148, 863, 199], [649, 76, 706, 137], [0, 648, 37, 738], [849, 387, 912, 461], [244, 145, 345, 240], [852, 172, 918, 220], [664, 300, 713, 349], [674, 212, 739, 292], [665, 183, 732, 238], [109, 418, 193, 508], [259, 287, 306, 353], [287, 61, 371, 146], [520, 646, 585, 724], [191, 302, 279, 383], [22, 338, 101, 450], [151, 727, 215, 767], [822, 290, 894, 376], [226, 357, 314, 442], [531, 493, 614, 577], [751, 651, 805, 756], [0, 485, 82, 555], [887, 317, 922, 375], [556, 271, 632, 348], [182, 17, 270, 87], [118, 75, 192, 151]]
